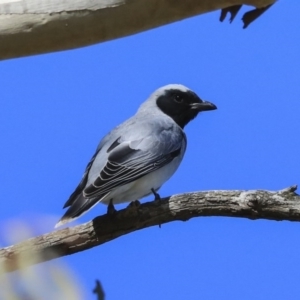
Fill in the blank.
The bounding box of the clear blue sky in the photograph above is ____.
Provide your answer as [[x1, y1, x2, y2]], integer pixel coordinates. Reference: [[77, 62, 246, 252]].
[[1, 1, 300, 299]]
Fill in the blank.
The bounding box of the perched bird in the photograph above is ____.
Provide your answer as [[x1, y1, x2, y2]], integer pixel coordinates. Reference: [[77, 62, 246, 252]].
[[55, 84, 217, 227]]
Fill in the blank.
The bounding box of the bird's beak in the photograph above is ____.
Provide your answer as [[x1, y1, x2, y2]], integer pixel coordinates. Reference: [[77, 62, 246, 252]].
[[190, 101, 217, 111]]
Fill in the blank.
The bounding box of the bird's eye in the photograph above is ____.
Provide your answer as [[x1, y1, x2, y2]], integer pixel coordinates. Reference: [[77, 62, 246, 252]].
[[174, 95, 184, 103]]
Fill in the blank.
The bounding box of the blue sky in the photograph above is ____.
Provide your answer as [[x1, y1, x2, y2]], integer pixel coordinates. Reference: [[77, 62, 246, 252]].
[[1, 1, 300, 299]]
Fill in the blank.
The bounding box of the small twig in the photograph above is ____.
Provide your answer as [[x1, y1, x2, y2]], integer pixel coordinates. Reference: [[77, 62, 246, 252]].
[[93, 280, 105, 300]]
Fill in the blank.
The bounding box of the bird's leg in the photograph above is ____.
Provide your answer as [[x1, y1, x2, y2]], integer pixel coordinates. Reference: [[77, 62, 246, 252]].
[[151, 188, 162, 228], [107, 199, 117, 216], [151, 188, 161, 202]]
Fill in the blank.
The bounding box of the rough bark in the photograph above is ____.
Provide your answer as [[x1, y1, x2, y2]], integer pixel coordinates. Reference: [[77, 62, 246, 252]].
[[0, 0, 275, 60], [0, 186, 298, 273]]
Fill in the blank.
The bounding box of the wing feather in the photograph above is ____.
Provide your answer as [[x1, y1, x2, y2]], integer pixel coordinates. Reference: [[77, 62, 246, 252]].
[[83, 143, 181, 198], [63, 148, 101, 208]]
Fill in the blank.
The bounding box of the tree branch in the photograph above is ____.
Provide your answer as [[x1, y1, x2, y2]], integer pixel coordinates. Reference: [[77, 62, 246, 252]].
[[0, 0, 275, 60], [0, 186, 299, 273], [93, 280, 105, 300]]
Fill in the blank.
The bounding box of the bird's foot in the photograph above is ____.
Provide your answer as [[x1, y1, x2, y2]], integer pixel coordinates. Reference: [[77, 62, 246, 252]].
[[151, 188, 162, 228], [151, 188, 161, 202], [107, 199, 117, 216]]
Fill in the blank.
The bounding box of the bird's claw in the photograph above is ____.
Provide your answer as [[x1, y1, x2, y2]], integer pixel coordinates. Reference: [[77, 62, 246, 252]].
[[107, 199, 117, 216], [151, 188, 161, 202]]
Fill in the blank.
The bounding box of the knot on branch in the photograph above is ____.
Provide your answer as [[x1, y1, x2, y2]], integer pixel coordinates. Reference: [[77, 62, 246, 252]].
[[245, 194, 267, 213], [247, 197, 263, 211]]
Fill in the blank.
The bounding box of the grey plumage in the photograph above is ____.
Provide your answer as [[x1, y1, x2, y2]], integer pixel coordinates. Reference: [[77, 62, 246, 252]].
[[55, 84, 216, 227]]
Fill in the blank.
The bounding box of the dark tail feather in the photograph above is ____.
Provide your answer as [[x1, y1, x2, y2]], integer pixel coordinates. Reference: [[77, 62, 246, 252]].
[[55, 194, 100, 228], [63, 183, 86, 209]]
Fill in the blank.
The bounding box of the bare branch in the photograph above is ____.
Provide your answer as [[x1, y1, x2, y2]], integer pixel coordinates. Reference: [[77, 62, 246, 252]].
[[93, 280, 105, 300], [1, 186, 298, 273], [0, 0, 275, 60]]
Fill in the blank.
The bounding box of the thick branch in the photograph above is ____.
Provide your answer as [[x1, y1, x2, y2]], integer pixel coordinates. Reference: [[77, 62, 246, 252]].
[[0, 0, 275, 60], [0, 186, 298, 273]]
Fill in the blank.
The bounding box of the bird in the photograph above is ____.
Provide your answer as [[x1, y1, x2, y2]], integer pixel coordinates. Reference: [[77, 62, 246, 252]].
[[55, 84, 217, 227]]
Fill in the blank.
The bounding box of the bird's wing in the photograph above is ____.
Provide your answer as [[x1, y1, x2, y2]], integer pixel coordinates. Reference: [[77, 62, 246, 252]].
[[63, 149, 100, 209], [62, 128, 115, 208], [83, 134, 183, 199]]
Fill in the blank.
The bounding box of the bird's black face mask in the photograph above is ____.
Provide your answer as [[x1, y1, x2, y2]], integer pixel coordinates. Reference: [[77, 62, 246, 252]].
[[156, 89, 217, 129]]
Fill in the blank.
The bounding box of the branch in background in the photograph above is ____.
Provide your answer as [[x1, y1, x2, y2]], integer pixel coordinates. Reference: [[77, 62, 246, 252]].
[[93, 280, 105, 300], [220, 5, 242, 23], [220, 3, 274, 27], [0, 0, 276, 60], [0, 186, 298, 273], [242, 3, 274, 29]]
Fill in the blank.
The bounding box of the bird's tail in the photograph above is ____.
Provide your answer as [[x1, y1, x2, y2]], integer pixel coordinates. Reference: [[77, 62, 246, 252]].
[[55, 194, 106, 228]]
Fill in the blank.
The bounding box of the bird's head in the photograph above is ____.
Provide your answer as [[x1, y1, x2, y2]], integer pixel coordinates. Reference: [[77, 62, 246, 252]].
[[153, 84, 217, 129]]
